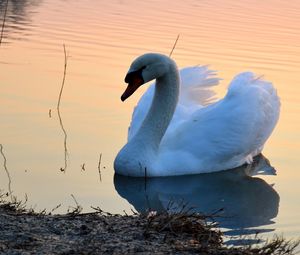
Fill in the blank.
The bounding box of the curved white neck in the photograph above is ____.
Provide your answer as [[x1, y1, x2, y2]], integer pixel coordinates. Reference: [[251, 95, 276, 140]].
[[133, 63, 180, 151]]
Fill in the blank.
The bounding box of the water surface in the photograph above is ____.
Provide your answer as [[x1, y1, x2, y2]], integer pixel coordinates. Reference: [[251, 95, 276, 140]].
[[0, 0, 299, 240]]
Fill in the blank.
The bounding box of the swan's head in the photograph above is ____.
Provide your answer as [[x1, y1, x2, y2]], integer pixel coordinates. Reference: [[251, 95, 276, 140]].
[[121, 53, 173, 101]]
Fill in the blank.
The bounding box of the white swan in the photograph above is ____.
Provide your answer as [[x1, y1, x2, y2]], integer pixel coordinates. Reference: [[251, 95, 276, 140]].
[[114, 53, 280, 177]]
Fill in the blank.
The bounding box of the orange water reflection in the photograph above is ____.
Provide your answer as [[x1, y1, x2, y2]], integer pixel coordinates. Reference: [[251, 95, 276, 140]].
[[0, 0, 299, 238]]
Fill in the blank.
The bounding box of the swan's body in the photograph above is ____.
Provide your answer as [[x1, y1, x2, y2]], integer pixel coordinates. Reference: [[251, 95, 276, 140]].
[[114, 53, 280, 177]]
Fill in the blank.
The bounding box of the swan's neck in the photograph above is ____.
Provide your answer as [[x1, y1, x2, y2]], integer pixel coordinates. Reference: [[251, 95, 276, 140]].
[[134, 64, 179, 150], [114, 60, 180, 176]]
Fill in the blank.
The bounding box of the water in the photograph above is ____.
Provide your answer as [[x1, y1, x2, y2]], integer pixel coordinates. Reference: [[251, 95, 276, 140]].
[[0, 0, 299, 241]]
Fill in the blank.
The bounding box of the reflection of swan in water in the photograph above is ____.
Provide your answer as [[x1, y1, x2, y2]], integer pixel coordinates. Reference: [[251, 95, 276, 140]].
[[114, 155, 279, 234]]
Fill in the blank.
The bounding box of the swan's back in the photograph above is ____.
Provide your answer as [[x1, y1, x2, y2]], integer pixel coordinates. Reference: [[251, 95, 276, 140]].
[[154, 72, 280, 176]]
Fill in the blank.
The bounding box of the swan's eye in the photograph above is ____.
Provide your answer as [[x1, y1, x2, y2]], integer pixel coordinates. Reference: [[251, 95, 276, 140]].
[[124, 68, 145, 85], [125, 66, 146, 84]]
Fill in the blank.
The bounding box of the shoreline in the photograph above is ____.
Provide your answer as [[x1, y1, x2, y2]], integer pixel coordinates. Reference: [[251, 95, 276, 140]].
[[0, 198, 299, 255]]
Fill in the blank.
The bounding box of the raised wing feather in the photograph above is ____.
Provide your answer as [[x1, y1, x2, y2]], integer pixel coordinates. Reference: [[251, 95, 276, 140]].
[[128, 66, 220, 140]]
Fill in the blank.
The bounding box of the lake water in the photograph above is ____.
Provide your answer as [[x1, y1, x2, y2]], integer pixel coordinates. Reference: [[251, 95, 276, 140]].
[[0, 0, 299, 243]]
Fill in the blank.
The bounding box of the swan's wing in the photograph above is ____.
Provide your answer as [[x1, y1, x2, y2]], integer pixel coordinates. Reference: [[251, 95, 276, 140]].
[[179, 66, 220, 106], [224, 72, 280, 153], [158, 72, 280, 174], [128, 66, 220, 140]]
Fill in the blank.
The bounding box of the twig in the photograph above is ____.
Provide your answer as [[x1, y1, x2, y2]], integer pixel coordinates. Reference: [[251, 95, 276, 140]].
[[0, 0, 9, 46], [90, 206, 115, 216], [0, 144, 13, 201], [169, 34, 180, 57], [67, 194, 82, 215], [50, 203, 62, 214], [130, 208, 138, 215], [70, 194, 79, 207], [57, 44, 68, 172], [98, 153, 102, 182]]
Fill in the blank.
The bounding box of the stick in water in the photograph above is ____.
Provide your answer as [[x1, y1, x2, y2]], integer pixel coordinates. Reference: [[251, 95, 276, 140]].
[[169, 34, 180, 57], [0, 0, 9, 46], [98, 153, 102, 182], [0, 144, 13, 201], [57, 44, 68, 172]]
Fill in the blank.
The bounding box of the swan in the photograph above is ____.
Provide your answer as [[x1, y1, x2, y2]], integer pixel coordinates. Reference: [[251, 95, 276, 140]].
[[114, 53, 280, 177]]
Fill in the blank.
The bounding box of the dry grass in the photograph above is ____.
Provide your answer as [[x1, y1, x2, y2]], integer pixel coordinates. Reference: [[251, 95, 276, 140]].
[[144, 211, 299, 255], [0, 193, 299, 254]]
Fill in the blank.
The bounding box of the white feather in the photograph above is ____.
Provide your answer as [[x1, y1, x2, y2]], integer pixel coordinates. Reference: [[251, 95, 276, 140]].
[[114, 53, 280, 176]]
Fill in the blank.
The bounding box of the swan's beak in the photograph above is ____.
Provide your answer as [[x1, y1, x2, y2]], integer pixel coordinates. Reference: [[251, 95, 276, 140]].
[[121, 71, 144, 101]]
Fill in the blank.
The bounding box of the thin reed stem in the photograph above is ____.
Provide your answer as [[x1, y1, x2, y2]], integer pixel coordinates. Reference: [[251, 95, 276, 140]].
[[169, 34, 180, 57], [0, 144, 13, 201], [57, 44, 68, 172], [98, 153, 102, 182], [0, 0, 9, 46]]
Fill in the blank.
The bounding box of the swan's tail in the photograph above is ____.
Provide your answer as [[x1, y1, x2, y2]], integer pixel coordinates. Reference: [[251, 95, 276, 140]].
[[227, 72, 281, 159], [228, 72, 278, 99], [179, 66, 220, 106], [227, 72, 280, 119]]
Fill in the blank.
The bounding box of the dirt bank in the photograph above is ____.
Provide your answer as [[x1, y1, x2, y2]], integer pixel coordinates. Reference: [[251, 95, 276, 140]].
[[0, 198, 299, 255]]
